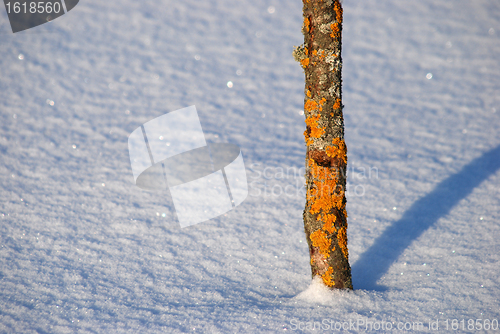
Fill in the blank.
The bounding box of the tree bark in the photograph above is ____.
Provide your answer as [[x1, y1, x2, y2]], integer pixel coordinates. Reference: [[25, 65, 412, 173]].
[[294, 0, 353, 289]]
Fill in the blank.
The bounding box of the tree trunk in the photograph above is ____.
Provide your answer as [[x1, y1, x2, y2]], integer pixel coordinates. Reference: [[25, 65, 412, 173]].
[[294, 0, 353, 289]]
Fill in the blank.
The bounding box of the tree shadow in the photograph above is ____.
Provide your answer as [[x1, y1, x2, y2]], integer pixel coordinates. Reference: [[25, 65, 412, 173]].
[[351, 144, 500, 290]]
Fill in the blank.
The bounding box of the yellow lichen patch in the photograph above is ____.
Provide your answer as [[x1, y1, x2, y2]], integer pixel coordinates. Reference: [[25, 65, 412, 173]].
[[321, 267, 335, 287], [330, 23, 340, 38], [312, 50, 318, 56], [307, 158, 317, 175], [305, 114, 325, 139], [310, 229, 331, 257], [334, 1, 343, 24], [337, 226, 349, 259], [334, 138, 347, 153], [306, 90, 311, 98], [304, 99, 319, 112], [333, 98, 341, 110], [309, 182, 331, 213], [325, 138, 347, 164], [307, 158, 338, 182], [332, 190, 345, 211], [322, 214, 337, 233], [319, 97, 327, 106], [318, 50, 326, 60], [310, 188, 340, 211], [310, 125, 324, 138], [306, 160, 350, 272], [300, 58, 310, 68], [304, 131, 314, 146], [308, 167, 342, 212], [304, 17, 310, 33], [305, 113, 320, 128]]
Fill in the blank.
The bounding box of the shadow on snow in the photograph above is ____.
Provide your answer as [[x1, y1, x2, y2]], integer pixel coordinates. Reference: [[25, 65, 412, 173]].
[[352, 144, 500, 290]]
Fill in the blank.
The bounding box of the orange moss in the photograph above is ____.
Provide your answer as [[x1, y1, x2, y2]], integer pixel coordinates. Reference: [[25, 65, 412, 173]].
[[310, 229, 331, 257], [321, 267, 335, 286]]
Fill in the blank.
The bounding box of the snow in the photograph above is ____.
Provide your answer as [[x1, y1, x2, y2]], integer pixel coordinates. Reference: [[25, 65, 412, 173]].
[[1, 0, 499, 332]]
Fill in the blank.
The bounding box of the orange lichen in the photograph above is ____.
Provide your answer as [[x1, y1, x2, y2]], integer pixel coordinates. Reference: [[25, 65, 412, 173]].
[[329, 1, 342, 39], [305, 113, 320, 127], [310, 229, 331, 257], [305, 114, 325, 139], [330, 23, 340, 38], [307, 158, 339, 182], [306, 139, 349, 266], [302, 0, 350, 288], [337, 226, 349, 259], [304, 17, 310, 33], [322, 214, 337, 233], [304, 132, 314, 146], [321, 267, 335, 286], [304, 99, 326, 144], [310, 124, 325, 139], [334, 1, 343, 24], [333, 98, 341, 110], [301, 58, 310, 68], [309, 182, 344, 215], [304, 99, 319, 112], [325, 138, 347, 164]]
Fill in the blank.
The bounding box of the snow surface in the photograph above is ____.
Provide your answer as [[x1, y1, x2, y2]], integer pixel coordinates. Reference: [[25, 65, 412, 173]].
[[1, 0, 499, 332]]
